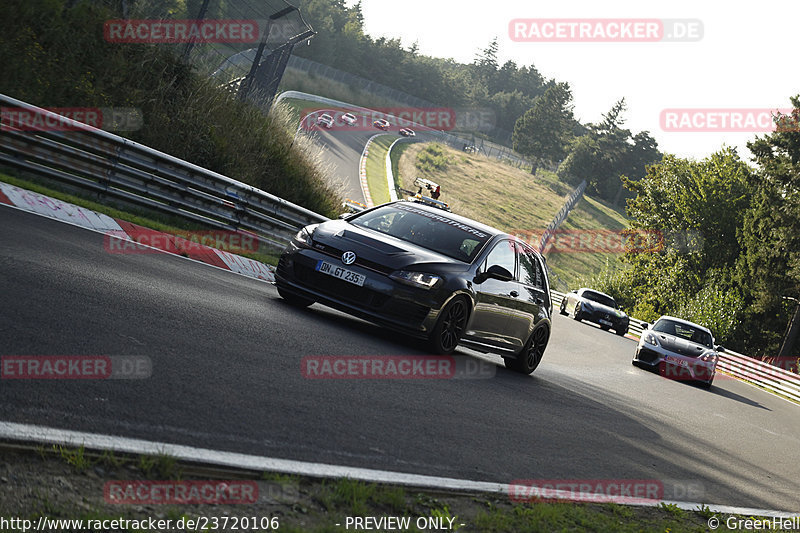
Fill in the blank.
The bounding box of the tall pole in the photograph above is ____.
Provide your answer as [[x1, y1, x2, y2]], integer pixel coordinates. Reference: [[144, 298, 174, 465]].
[[182, 0, 211, 63], [778, 296, 800, 362]]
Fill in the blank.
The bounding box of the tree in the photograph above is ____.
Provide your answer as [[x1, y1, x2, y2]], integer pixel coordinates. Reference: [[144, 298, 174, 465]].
[[512, 82, 575, 168], [559, 99, 660, 201], [736, 98, 800, 356]]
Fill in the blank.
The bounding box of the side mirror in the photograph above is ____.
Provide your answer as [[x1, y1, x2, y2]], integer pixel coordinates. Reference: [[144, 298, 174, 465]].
[[571, 289, 578, 293], [475, 264, 513, 284], [486, 264, 513, 282], [640, 323, 650, 330], [715, 345, 725, 353]]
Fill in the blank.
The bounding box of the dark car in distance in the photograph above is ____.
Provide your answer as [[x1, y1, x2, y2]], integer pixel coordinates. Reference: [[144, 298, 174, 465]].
[[275, 201, 552, 374], [560, 288, 629, 336]]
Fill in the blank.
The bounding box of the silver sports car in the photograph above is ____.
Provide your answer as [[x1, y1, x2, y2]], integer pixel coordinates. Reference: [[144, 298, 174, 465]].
[[632, 315, 724, 388]]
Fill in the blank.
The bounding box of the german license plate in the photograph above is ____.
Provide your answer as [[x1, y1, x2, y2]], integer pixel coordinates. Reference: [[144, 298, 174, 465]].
[[599, 319, 613, 326], [316, 260, 366, 286], [664, 355, 688, 367]]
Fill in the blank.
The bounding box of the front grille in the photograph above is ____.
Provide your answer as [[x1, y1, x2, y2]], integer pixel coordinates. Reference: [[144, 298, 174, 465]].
[[293, 263, 430, 327], [312, 243, 394, 275]]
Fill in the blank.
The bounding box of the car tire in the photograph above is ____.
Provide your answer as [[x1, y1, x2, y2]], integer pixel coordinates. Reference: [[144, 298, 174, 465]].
[[277, 285, 314, 308], [559, 299, 568, 315], [573, 304, 582, 321], [429, 296, 469, 355], [508, 325, 549, 375]]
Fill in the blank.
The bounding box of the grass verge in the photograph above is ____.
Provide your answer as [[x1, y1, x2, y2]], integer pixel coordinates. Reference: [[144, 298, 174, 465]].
[[395, 143, 630, 286], [0, 445, 765, 533], [398, 143, 566, 237], [546, 195, 629, 289], [365, 135, 397, 205]]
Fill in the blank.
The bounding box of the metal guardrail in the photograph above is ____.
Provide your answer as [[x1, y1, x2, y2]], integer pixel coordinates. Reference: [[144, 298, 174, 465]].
[[550, 290, 800, 402], [0, 93, 328, 250]]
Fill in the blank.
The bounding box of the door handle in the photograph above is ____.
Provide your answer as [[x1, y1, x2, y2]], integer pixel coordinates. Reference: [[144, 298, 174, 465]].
[[510, 291, 519, 298]]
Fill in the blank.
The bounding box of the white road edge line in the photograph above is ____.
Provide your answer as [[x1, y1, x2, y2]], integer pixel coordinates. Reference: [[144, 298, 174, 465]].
[[0, 421, 795, 519]]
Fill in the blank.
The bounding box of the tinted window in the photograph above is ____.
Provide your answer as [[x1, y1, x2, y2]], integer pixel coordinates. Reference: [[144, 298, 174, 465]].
[[350, 203, 492, 262], [518, 245, 543, 289], [653, 319, 713, 348], [484, 240, 517, 278], [582, 290, 617, 308]]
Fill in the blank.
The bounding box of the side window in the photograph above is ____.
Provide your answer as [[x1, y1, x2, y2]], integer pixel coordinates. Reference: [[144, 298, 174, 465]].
[[484, 240, 517, 279], [517, 243, 543, 289]]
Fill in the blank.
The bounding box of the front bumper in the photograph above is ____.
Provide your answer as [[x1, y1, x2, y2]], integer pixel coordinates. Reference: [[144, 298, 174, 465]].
[[633, 343, 716, 383], [582, 308, 629, 331], [275, 244, 445, 336]]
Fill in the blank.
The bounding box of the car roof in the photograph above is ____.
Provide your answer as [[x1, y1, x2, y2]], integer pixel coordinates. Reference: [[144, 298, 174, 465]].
[[655, 315, 713, 334], [579, 288, 615, 300]]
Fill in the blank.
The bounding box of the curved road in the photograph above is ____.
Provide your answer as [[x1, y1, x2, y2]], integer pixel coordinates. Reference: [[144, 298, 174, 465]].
[[1, 206, 798, 511], [301, 108, 439, 204]]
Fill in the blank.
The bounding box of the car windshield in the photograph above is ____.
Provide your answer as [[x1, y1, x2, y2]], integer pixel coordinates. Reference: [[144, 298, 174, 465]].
[[350, 203, 492, 262], [582, 290, 617, 308], [653, 319, 714, 348]]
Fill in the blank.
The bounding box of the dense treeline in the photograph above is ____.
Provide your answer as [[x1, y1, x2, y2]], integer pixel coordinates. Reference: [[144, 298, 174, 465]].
[[587, 102, 800, 360], [291, 0, 550, 137], [291, 1, 661, 199], [0, 0, 341, 217]]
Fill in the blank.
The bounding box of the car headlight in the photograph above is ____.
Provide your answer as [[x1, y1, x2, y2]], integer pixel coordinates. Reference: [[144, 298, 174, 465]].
[[643, 332, 658, 346], [294, 224, 318, 247], [699, 351, 717, 363], [389, 270, 442, 290]]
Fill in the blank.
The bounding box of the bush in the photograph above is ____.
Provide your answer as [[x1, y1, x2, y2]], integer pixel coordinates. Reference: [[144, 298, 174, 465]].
[[416, 144, 451, 172]]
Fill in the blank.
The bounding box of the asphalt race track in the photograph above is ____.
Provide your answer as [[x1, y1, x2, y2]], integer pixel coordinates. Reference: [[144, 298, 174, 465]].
[[305, 110, 434, 204], [1, 206, 799, 511]]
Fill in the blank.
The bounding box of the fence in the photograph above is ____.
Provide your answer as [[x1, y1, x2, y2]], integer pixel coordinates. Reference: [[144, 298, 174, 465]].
[[532, 180, 587, 292], [0, 94, 327, 251]]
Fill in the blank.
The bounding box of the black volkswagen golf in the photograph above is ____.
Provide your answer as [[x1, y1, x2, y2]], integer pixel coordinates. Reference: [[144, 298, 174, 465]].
[[275, 200, 552, 374]]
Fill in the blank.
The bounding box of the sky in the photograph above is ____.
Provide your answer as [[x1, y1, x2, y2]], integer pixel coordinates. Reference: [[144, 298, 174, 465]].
[[349, 0, 799, 162]]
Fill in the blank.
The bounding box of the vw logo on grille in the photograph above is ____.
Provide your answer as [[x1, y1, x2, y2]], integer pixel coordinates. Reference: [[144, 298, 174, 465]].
[[341, 251, 357, 265]]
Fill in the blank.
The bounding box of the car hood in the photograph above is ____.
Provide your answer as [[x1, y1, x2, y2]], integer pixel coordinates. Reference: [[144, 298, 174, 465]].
[[309, 220, 470, 274], [654, 333, 711, 357], [581, 300, 626, 318]]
